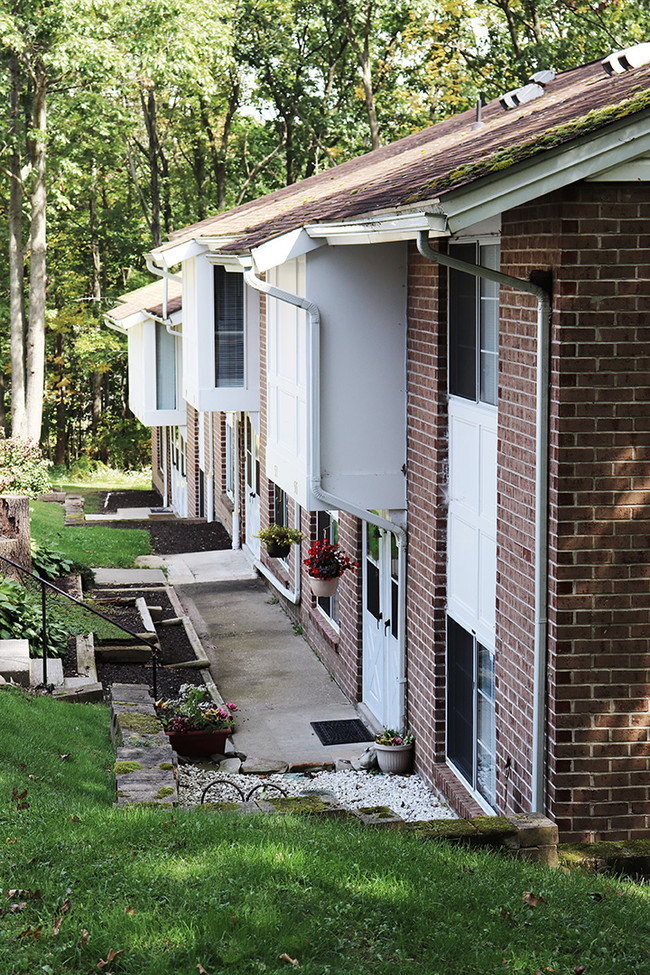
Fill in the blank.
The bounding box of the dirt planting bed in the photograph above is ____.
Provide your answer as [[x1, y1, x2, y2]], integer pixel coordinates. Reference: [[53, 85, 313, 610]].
[[61, 584, 207, 702]]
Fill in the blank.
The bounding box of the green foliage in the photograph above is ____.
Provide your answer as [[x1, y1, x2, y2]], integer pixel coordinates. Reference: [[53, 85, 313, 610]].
[[0, 575, 68, 657], [0, 437, 52, 496], [30, 540, 74, 580], [2, 690, 650, 974], [30, 498, 151, 568]]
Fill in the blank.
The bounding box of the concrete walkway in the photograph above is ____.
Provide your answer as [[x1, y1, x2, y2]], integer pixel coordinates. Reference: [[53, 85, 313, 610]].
[[177, 577, 368, 765], [94, 548, 371, 766]]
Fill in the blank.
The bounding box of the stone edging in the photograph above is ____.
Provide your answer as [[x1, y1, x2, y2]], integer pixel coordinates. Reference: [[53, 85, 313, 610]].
[[109, 685, 558, 864]]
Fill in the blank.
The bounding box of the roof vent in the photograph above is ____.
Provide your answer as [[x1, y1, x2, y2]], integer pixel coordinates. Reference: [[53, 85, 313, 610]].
[[602, 42, 650, 75], [499, 69, 556, 110]]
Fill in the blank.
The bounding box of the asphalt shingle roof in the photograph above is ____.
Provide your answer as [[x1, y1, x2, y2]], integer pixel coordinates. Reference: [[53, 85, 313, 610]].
[[155, 57, 650, 259]]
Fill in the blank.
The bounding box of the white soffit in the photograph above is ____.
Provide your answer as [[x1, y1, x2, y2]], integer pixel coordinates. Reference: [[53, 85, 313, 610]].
[[587, 152, 650, 180], [151, 237, 207, 269], [305, 210, 448, 245], [251, 228, 323, 273], [442, 113, 650, 232]]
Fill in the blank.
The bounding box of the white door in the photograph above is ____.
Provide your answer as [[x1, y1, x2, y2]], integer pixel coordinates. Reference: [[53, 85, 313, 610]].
[[244, 414, 261, 559], [362, 523, 401, 729]]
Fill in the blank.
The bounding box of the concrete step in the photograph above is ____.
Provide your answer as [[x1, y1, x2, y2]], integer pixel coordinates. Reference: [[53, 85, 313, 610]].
[[0, 639, 30, 686], [29, 657, 64, 686]]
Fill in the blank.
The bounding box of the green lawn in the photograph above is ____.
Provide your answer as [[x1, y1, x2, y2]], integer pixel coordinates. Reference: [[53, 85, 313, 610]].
[[2, 689, 650, 975], [30, 497, 151, 568]]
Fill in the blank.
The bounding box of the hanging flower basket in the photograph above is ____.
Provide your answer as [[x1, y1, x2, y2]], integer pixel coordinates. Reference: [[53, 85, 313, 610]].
[[304, 537, 357, 598], [309, 576, 339, 598]]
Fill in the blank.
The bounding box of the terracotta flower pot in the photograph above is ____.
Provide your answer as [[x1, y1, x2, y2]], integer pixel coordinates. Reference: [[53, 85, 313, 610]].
[[167, 728, 232, 757], [309, 576, 339, 597], [374, 742, 413, 774]]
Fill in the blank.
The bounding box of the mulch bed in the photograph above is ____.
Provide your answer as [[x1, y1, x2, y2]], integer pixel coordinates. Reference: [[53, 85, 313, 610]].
[[106, 518, 232, 555], [54, 489, 228, 700], [61, 584, 207, 702], [89, 488, 232, 554]]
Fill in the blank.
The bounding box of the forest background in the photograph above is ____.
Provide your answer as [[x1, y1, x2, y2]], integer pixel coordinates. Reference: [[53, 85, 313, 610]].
[[1, 0, 648, 473]]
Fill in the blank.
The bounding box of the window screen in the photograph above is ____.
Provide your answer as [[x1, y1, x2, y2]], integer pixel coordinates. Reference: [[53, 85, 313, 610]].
[[214, 266, 244, 387], [448, 243, 477, 401], [448, 241, 500, 406], [155, 323, 176, 410]]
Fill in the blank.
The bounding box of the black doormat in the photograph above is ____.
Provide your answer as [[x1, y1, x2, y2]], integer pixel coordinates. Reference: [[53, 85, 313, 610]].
[[310, 719, 374, 746]]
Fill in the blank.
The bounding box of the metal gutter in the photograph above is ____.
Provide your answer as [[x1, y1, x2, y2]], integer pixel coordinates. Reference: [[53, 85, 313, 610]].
[[417, 231, 551, 815], [242, 264, 409, 732]]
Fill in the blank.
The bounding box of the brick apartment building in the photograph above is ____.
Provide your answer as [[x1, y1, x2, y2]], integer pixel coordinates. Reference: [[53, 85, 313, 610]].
[[108, 51, 650, 841]]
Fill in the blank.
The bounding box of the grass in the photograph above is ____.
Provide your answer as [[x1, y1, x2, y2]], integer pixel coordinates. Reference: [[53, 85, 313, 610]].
[[30, 498, 151, 568], [2, 689, 650, 975]]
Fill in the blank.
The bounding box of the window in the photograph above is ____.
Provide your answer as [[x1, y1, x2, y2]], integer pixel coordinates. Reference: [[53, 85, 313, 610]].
[[447, 616, 496, 808], [449, 242, 500, 406], [155, 322, 176, 409], [316, 510, 339, 625], [214, 266, 244, 387], [274, 483, 288, 528]]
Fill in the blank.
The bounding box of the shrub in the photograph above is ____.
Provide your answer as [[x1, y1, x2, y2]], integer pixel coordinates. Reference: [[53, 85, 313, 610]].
[[0, 437, 52, 497], [0, 575, 69, 658]]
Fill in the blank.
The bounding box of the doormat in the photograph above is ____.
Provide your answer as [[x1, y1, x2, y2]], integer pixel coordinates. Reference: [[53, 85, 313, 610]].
[[310, 719, 374, 746]]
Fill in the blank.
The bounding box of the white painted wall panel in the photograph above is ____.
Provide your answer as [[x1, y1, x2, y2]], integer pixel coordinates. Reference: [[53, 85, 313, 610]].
[[447, 397, 497, 646], [306, 242, 407, 510], [128, 320, 185, 427], [265, 258, 309, 509]]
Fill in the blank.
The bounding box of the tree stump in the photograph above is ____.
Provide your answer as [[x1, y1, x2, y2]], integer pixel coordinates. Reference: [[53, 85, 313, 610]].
[[0, 495, 32, 577]]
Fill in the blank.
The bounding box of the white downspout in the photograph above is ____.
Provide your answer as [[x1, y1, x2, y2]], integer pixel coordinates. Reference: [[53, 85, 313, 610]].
[[243, 265, 408, 731], [145, 255, 182, 320], [232, 414, 241, 549], [254, 508, 302, 605], [162, 428, 169, 508], [417, 231, 551, 814], [206, 411, 215, 523]]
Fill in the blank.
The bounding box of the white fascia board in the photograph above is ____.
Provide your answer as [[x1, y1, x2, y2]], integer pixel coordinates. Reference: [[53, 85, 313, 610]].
[[443, 113, 650, 232], [587, 155, 650, 181], [113, 309, 149, 331], [305, 210, 448, 245], [251, 228, 323, 273], [150, 238, 207, 269], [205, 254, 248, 271]]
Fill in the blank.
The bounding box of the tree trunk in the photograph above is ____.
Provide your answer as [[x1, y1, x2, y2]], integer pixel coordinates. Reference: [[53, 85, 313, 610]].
[[141, 86, 162, 247], [53, 333, 66, 466], [8, 54, 27, 438], [89, 181, 105, 456], [25, 61, 47, 443]]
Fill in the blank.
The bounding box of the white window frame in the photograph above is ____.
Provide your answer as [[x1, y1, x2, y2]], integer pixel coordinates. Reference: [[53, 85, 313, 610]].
[[448, 238, 500, 408], [316, 509, 340, 628]]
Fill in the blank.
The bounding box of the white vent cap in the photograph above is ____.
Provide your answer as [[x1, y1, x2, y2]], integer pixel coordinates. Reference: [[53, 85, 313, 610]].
[[499, 69, 556, 111], [500, 83, 545, 110], [602, 42, 650, 75]]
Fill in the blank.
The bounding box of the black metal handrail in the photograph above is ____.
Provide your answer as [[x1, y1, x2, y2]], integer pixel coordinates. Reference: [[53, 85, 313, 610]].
[[0, 552, 159, 697]]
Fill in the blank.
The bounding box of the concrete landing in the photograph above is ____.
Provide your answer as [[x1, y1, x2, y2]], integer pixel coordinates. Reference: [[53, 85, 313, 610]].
[[137, 549, 257, 585], [177, 578, 369, 765]]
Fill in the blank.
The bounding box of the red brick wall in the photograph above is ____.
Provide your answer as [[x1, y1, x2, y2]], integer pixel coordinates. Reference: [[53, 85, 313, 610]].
[[298, 509, 363, 703], [405, 243, 449, 776], [498, 184, 650, 840], [497, 202, 562, 815], [151, 429, 164, 497], [546, 184, 650, 841], [211, 411, 234, 534]]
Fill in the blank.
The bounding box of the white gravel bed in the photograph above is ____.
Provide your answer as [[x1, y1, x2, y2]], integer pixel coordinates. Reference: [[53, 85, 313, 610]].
[[178, 765, 457, 822]]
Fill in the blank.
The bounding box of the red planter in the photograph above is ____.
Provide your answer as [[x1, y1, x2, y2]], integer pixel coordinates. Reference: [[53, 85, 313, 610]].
[[166, 729, 232, 757]]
